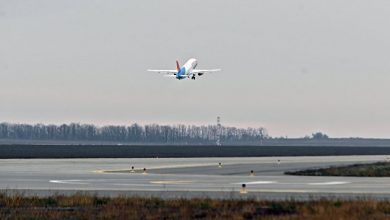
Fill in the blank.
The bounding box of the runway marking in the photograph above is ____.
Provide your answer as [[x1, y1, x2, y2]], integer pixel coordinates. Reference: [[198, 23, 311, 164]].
[[233, 181, 277, 185], [308, 181, 350, 186], [93, 163, 221, 174], [113, 183, 153, 187], [150, 181, 193, 185], [248, 189, 316, 193], [93, 170, 105, 173], [94, 169, 132, 173], [50, 180, 89, 185]]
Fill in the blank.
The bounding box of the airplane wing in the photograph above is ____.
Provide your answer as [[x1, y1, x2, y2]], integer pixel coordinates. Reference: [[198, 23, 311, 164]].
[[147, 69, 178, 75], [191, 69, 221, 75], [163, 75, 177, 78]]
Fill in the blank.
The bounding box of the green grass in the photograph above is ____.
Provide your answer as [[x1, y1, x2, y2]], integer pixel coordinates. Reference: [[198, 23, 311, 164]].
[[2, 193, 390, 219], [285, 161, 390, 177]]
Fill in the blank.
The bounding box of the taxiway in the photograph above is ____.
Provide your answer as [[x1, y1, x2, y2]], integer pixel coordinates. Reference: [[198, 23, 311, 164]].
[[1, 156, 389, 200]]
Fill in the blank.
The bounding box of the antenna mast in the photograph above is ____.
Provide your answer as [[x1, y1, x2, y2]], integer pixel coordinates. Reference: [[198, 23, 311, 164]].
[[216, 116, 221, 146]]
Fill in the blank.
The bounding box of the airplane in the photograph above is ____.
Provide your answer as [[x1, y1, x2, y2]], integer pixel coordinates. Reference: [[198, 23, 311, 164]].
[[147, 58, 221, 80]]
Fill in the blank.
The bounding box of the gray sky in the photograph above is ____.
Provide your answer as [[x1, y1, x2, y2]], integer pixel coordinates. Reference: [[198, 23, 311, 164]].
[[1, 0, 390, 138]]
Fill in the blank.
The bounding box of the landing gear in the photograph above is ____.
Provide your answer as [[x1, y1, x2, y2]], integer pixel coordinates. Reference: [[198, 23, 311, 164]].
[[191, 74, 196, 80]]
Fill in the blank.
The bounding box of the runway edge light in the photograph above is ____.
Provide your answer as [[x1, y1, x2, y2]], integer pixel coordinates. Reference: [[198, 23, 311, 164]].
[[240, 184, 247, 194]]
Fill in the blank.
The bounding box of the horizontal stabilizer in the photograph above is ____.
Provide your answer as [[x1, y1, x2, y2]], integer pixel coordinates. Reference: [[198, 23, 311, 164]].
[[191, 69, 221, 74], [147, 69, 177, 75]]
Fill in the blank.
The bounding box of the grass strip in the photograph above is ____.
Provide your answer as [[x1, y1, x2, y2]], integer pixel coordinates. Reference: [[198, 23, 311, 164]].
[[2, 193, 390, 219], [285, 162, 390, 177]]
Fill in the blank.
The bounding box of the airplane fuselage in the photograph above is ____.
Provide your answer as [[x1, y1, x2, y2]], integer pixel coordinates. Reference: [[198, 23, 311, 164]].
[[176, 58, 198, 80]]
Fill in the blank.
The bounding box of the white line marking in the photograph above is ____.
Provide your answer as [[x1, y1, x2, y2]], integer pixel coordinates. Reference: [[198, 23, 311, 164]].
[[308, 181, 350, 185], [150, 181, 193, 185], [49, 180, 89, 185], [233, 181, 277, 185], [250, 189, 316, 193], [113, 183, 152, 187]]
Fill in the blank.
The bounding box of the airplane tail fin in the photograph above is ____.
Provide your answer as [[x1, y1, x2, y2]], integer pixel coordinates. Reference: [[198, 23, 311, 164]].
[[176, 60, 180, 71]]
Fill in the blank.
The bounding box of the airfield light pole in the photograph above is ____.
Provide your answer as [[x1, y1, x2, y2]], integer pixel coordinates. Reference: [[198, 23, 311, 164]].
[[216, 116, 221, 146]]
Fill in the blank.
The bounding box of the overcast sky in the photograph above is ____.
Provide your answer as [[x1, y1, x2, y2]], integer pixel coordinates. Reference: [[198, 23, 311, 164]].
[[1, 0, 390, 138]]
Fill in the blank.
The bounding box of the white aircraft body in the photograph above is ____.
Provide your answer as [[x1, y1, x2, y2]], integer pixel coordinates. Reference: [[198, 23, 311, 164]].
[[147, 58, 221, 80]]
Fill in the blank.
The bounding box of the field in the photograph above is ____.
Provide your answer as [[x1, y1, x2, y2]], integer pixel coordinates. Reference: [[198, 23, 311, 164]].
[[2, 193, 390, 219], [286, 162, 390, 177], [2, 145, 390, 158]]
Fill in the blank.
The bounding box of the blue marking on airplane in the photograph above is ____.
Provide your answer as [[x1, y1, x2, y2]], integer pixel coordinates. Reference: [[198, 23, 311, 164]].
[[176, 67, 186, 79]]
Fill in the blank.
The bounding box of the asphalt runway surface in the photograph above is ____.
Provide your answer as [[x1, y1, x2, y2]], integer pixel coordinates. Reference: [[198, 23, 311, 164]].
[[4, 145, 390, 158], [1, 155, 390, 200]]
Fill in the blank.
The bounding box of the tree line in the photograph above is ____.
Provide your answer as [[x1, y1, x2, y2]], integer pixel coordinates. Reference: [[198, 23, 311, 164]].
[[0, 122, 268, 144]]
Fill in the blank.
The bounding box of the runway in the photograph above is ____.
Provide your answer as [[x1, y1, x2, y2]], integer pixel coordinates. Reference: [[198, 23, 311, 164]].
[[1, 155, 390, 200]]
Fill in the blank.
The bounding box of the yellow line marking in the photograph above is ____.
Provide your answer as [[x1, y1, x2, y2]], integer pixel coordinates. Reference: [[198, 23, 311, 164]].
[[233, 189, 318, 193], [92, 162, 231, 174], [93, 170, 105, 173], [93, 169, 142, 173]]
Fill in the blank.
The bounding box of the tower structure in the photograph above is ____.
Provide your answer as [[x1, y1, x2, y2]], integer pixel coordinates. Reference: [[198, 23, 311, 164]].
[[216, 116, 221, 146]]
